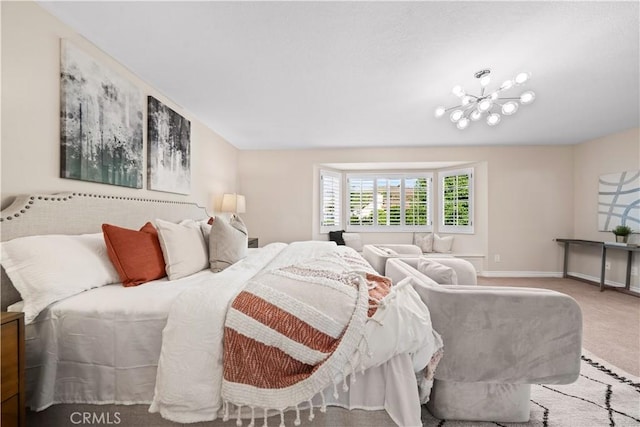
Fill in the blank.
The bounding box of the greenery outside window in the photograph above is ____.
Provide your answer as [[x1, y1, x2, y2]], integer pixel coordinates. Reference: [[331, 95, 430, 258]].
[[347, 173, 433, 232], [440, 168, 474, 234]]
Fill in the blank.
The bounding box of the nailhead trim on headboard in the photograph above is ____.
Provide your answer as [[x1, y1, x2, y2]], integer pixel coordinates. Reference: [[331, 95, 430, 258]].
[[0, 192, 202, 221]]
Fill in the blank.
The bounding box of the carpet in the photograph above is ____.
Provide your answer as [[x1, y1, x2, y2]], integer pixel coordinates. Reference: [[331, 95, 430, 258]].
[[421, 350, 640, 426]]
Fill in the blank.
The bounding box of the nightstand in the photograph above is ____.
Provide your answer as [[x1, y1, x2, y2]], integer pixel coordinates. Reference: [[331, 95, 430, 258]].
[[1, 312, 25, 427], [248, 237, 259, 248]]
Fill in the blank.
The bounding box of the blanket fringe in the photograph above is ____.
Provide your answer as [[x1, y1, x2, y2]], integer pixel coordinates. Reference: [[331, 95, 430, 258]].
[[224, 400, 230, 421], [236, 404, 242, 426], [294, 405, 301, 426], [308, 399, 314, 421]]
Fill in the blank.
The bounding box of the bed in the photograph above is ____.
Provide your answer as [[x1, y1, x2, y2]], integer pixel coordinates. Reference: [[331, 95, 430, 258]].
[[0, 192, 442, 427]]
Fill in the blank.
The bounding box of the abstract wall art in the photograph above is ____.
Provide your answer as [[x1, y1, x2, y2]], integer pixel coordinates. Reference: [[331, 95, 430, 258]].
[[147, 96, 191, 194], [60, 40, 143, 188], [598, 170, 640, 231]]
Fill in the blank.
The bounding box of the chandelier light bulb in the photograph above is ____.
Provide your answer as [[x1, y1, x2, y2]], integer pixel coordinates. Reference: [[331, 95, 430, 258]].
[[452, 85, 465, 97], [450, 109, 464, 122], [500, 80, 514, 91], [478, 98, 492, 112], [520, 91, 536, 105], [487, 113, 501, 126], [515, 72, 531, 85], [501, 101, 519, 115], [456, 118, 470, 130], [435, 69, 534, 130]]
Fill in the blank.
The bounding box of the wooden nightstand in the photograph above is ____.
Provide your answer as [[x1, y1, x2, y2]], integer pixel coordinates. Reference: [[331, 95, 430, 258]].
[[1, 312, 25, 427], [248, 237, 259, 248]]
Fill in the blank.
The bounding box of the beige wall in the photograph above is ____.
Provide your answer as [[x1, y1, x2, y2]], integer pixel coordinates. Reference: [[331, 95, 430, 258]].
[[239, 145, 575, 274], [572, 128, 640, 288], [1, 2, 238, 212]]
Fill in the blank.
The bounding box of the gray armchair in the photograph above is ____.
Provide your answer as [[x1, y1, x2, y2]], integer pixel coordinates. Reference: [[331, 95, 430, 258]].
[[386, 257, 582, 422]]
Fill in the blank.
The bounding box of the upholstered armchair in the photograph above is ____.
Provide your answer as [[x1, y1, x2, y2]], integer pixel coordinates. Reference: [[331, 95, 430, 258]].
[[386, 257, 582, 422], [362, 244, 423, 275]]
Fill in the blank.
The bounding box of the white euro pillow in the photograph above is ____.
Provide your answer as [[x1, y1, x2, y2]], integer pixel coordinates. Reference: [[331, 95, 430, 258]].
[[342, 232, 363, 252], [155, 218, 209, 280], [0, 233, 120, 324]]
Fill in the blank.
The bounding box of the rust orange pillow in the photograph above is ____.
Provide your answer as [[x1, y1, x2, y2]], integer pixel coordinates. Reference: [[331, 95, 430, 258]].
[[102, 222, 166, 287]]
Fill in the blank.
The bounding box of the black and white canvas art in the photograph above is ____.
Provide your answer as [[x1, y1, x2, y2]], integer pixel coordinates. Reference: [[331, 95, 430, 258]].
[[60, 40, 143, 188], [147, 96, 191, 194]]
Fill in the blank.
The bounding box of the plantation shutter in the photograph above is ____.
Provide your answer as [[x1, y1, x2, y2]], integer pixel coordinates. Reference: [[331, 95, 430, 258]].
[[320, 170, 342, 231], [440, 168, 474, 233]]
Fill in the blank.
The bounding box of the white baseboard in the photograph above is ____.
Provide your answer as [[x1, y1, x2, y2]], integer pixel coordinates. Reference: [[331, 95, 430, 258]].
[[479, 271, 640, 293], [479, 271, 563, 278]]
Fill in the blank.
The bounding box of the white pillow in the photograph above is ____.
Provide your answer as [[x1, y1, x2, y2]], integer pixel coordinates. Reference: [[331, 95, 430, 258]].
[[413, 233, 434, 253], [417, 258, 458, 285], [206, 216, 248, 272], [0, 233, 120, 324], [433, 233, 454, 253], [342, 233, 363, 252], [155, 219, 209, 280]]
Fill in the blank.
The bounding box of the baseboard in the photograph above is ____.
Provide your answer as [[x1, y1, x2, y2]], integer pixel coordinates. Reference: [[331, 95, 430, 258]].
[[566, 271, 626, 288], [479, 271, 563, 278], [478, 271, 640, 293]]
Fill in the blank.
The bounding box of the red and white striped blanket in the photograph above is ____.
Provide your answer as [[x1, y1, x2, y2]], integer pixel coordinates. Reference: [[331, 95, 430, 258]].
[[221, 250, 391, 426]]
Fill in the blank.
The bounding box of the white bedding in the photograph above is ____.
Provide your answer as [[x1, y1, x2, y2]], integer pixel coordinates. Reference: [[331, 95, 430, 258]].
[[150, 241, 442, 426], [18, 242, 441, 427], [20, 244, 286, 411]]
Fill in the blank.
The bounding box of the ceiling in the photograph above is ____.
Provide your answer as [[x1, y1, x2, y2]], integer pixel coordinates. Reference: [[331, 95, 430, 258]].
[[38, 1, 639, 150]]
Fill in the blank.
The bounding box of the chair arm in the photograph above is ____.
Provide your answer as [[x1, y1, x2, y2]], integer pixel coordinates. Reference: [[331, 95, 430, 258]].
[[362, 244, 421, 274], [386, 258, 582, 385], [394, 257, 477, 286]]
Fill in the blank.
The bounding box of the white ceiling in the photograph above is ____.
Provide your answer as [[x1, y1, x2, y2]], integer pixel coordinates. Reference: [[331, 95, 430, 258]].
[[38, 1, 639, 150]]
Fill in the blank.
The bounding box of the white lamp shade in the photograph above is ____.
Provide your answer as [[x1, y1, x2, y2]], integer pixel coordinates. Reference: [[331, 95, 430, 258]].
[[221, 193, 246, 213]]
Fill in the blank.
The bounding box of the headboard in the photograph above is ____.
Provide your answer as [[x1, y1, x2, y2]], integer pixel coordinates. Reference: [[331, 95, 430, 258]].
[[0, 192, 209, 310]]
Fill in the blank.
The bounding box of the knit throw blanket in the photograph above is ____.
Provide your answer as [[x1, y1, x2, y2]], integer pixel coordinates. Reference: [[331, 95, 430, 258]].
[[220, 251, 390, 425]]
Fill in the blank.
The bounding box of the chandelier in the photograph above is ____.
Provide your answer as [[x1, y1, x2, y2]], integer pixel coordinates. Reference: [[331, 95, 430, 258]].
[[435, 69, 535, 130]]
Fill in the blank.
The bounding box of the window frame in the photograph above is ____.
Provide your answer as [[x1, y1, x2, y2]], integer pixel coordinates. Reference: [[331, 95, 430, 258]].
[[319, 169, 343, 233], [439, 167, 474, 234], [345, 172, 434, 232]]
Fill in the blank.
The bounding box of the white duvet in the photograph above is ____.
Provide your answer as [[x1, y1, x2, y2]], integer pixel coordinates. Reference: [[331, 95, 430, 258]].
[[149, 241, 442, 426]]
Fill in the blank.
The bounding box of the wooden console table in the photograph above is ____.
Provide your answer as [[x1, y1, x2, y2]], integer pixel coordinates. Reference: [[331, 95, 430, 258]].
[[556, 238, 639, 295]]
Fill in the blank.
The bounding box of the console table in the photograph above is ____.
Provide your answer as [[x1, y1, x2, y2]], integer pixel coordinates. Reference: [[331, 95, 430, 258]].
[[556, 238, 639, 295]]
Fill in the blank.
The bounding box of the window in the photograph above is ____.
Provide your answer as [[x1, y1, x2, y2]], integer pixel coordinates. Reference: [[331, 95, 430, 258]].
[[346, 173, 433, 231], [320, 170, 342, 232], [439, 168, 473, 234]]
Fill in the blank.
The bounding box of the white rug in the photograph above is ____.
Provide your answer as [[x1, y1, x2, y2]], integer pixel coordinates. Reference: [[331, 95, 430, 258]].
[[421, 350, 640, 426]]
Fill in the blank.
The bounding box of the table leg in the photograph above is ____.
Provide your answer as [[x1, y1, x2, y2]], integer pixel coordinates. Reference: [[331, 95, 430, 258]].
[[625, 251, 633, 290], [600, 246, 607, 292], [563, 242, 569, 278]]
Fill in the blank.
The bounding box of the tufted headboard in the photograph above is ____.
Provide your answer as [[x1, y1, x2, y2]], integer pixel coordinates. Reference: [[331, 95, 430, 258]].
[[0, 192, 209, 310]]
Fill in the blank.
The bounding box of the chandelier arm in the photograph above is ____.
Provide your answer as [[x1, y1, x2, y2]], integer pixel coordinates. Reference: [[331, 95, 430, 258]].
[[461, 103, 477, 118], [496, 97, 520, 100], [444, 104, 463, 112]]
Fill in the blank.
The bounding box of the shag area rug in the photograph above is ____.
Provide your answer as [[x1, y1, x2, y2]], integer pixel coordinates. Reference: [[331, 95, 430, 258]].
[[421, 350, 640, 426]]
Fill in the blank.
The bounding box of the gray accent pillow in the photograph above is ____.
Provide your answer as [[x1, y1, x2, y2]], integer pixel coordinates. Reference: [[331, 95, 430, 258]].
[[417, 258, 458, 285], [205, 216, 248, 272]]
